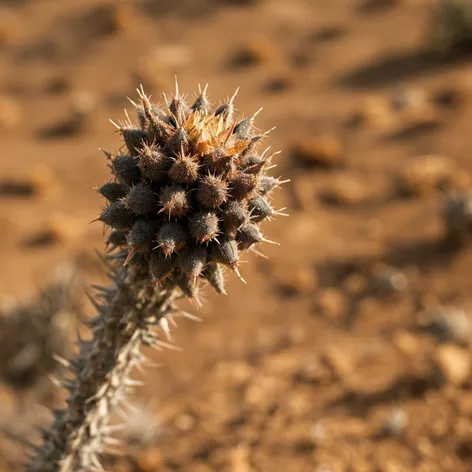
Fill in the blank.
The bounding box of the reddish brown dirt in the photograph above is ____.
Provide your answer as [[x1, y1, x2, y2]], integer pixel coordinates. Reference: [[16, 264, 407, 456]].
[[2, 0, 472, 470]]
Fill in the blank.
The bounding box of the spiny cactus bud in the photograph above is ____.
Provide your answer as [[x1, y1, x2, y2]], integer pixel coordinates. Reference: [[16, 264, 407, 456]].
[[120, 127, 148, 157], [210, 152, 236, 176], [173, 271, 201, 303], [127, 220, 156, 258], [159, 184, 190, 218], [108, 153, 141, 187], [189, 210, 219, 243], [149, 251, 175, 284], [169, 88, 190, 125], [178, 247, 207, 280], [230, 171, 260, 200], [258, 176, 289, 196], [106, 229, 127, 248], [203, 262, 226, 294], [223, 200, 248, 234], [248, 196, 273, 222], [136, 104, 147, 130], [239, 153, 262, 170], [139, 144, 169, 182], [139, 91, 174, 146], [94, 83, 285, 298], [215, 237, 239, 269], [214, 103, 229, 118], [97, 181, 127, 203], [244, 158, 266, 175], [96, 201, 135, 231], [169, 153, 199, 184], [237, 222, 263, 249], [156, 221, 188, 256], [125, 182, 159, 215], [0, 266, 83, 393], [166, 127, 190, 155], [191, 86, 209, 113], [234, 117, 252, 139], [197, 174, 228, 208]]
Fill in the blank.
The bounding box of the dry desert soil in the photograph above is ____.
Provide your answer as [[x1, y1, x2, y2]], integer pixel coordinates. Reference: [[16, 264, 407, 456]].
[[2, 0, 472, 471]]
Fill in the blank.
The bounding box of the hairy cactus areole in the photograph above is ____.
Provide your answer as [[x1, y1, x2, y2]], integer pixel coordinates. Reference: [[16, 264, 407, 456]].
[[97, 82, 286, 298]]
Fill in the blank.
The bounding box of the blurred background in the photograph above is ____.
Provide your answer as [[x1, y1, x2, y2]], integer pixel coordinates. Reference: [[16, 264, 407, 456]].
[[2, 0, 472, 470]]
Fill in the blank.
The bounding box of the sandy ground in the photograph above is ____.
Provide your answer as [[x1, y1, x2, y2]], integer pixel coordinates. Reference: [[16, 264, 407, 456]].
[[2, 0, 472, 470]]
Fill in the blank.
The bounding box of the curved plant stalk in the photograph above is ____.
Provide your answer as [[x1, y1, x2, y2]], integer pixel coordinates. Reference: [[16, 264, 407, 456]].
[[28, 259, 179, 472]]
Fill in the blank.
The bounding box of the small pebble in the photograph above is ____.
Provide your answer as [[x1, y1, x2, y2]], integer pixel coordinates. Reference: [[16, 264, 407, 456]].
[[292, 135, 344, 168], [396, 155, 457, 197], [230, 36, 279, 67], [316, 288, 348, 320], [434, 344, 471, 386]]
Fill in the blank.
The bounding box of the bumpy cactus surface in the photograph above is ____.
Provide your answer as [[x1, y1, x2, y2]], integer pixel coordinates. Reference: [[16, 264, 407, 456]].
[[96, 83, 286, 300]]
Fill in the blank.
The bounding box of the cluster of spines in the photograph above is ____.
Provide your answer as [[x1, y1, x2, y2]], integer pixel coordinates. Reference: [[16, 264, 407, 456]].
[[95, 83, 287, 301]]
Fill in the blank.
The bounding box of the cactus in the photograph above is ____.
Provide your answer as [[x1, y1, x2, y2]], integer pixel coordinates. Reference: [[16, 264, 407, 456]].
[[0, 265, 82, 395], [27, 82, 285, 471], [429, 0, 472, 55]]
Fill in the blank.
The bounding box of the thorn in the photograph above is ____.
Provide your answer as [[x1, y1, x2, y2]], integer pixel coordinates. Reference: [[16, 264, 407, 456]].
[[90, 454, 105, 472], [268, 150, 282, 159], [90, 284, 114, 295], [100, 149, 113, 160], [137, 85, 151, 105], [134, 361, 148, 375], [162, 92, 169, 107], [119, 397, 140, 415], [52, 354, 70, 368], [275, 210, 289, 217], [232, 266, 247, 284], [127, 97, 138, 108], [229, 86, 240, 105], [262, 237, 280, 246], [103, 446, 128, 457], [190, 295, 203, 309], [250, 247, 269, 259], [154, 339, 182, 351], [85, 383, 108, 404], [85, 289, 104, 314], [137, 353, 161, 368], [261, 126, 276, 138], [158, 317, 173, 341], [179, 311, 203, 322], [261, 146, 271, 159], [123, 248, 137, 266], [251, 107, 263, 121], [174, 75, 179, 98], [47, 374, 63, 389], [166, 312, 178, 328], [109, 119, 121, 130], [124, 378, 145, 387], [105, 423, 127, 434], [104, 437, 123, 446], [115, 405, 130, 421]]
